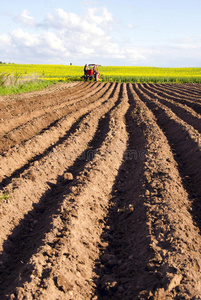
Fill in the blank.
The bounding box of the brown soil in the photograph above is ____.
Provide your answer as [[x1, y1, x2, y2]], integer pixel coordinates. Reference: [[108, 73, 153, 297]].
[[0, 81, 201, 300]]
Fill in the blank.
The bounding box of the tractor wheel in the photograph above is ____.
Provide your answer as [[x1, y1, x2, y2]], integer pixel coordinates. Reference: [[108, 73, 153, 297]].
[[95, 73, 100, 82]]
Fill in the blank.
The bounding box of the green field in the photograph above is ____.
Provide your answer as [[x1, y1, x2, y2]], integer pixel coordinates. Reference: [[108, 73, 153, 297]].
[[100, 66, 201, 83], [1, 64, 201, 95], [1, 63, 201, 83]]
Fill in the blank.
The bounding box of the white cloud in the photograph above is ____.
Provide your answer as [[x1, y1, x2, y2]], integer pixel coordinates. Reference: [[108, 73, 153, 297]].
[[44, 8, 107, 37], [11, 29, 39, 47], [45, 9, 80, 29], [42, 32, 66, 52], [1, 7, 201, 66], [85, 7, 113, 25], [14, 9, 35, 27], [1, 7, 124, 63], [0, 34, 11, 48]]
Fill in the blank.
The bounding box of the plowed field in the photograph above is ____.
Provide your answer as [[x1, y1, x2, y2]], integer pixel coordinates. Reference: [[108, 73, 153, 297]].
[[0, 82, 201, 300]]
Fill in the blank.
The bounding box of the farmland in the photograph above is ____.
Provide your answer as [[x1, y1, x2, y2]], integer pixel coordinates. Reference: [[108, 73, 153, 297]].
[[1, 64, 201, 84], [0, 81, 201, 299]]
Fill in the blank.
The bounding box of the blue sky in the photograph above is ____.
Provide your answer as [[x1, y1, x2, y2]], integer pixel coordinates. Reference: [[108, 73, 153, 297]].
[[0, 0, 201, 67]]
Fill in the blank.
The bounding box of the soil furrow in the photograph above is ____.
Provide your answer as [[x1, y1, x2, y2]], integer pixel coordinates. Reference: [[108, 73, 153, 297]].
[[138, 84, 201, 134], [149, 83, 201, 101], [0, 84, 129, 300], [0, 82, 92, 120], [0, 83, 120, 190], [0, 82, 121, 248], [135, 84, 201, 179], [166, 83, 201, 96], [0, 82, 81, 106], [97, 82, 201, 299], [0, 82, 108, 153], [146, 82, 201, 105], [94, 83, 153, 299], [140, 83, 201, 114], [0, 82, 101, 135], [1, 82, 201, 299], [0, 82, 114, 179], [135, 83, 201, 226], [0, 82, 83, 118], [0, 83, 119, 255], [89, 83, 201, 300], [0, 83, 121, 273]]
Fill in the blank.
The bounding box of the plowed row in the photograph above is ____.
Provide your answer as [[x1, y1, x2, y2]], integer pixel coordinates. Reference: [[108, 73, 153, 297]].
[[0, 82, 201, 300]]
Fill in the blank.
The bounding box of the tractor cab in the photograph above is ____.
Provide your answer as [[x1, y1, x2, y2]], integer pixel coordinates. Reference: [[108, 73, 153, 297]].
[[84, 64, 100, 82]]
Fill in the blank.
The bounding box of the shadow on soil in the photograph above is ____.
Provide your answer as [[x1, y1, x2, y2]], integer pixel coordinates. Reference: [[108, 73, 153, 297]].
[[134, 84, 201, 236], [93, 84, 156, 300], [0, 82, 113, 191], [0, 84, 122, 299]]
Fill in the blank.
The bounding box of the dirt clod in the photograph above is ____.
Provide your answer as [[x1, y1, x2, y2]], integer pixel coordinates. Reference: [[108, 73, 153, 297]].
[[55, 274, 73, 293], [63, 172, 74, 182]]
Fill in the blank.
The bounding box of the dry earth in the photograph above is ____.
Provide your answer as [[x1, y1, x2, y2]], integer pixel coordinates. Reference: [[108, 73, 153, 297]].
[[0, 81, 201, 299]]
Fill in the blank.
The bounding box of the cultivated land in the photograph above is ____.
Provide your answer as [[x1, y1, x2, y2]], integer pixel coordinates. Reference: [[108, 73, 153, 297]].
[[1, 64, 201, 83], [0, 82, 201, 299]]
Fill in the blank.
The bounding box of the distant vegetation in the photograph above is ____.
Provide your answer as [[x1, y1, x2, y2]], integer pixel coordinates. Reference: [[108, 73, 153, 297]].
[[0, 71, 56, 95], [0, 63, 201, 95], [101, 66, 201, 83]]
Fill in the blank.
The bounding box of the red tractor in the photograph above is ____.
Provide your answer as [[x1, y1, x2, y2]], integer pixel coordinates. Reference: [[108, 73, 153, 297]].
[[84, 64, 100, 82]]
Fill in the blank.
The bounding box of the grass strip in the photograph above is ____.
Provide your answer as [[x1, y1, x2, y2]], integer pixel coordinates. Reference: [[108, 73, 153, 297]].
[[0, 80, 57, 95]]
